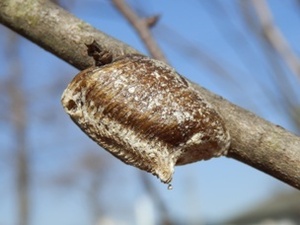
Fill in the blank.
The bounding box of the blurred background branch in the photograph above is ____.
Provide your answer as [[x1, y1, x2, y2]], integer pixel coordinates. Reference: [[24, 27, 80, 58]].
[[251, 0, 300, 80], [111, 0, 167, 62], [5, 32, 30, 225]]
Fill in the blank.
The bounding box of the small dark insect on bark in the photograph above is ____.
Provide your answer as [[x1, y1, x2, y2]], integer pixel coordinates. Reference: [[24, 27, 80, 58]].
[[61, 40, 231, 185]]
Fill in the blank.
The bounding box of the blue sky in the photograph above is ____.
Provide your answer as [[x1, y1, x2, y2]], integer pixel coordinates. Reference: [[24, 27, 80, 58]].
[[1, 1, 300, 225]]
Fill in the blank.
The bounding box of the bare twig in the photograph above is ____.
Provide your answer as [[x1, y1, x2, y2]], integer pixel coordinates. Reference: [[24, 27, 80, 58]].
[[0, 0, 300, 189], [111, 0, 167, 62], [251, 0, 300, 80], [240, 1, 300, 133], [144, 15, 160, 28]]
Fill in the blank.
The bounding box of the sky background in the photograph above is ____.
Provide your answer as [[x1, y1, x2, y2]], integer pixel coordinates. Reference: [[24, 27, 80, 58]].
[[1, 1, 300, 225]]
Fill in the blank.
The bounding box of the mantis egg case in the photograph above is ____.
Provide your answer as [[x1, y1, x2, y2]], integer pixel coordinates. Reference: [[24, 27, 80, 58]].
[[61, 54, 230, 184]]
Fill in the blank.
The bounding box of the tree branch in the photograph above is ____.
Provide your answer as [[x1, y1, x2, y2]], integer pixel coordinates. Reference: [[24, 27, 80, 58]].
[[251, 0, 300, 80], [1, 0, 299, 189], [0, 0, 138, 71], [111, 0, 167, 63]]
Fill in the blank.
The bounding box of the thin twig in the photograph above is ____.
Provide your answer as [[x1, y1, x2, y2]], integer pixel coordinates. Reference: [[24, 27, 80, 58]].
[[111, 0, 167, 63], [251, 0, 300, 80]]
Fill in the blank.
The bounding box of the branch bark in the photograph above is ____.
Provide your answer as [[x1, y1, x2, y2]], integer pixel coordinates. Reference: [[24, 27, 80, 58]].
[[1, 0, 299, 189], [0, 0, 137, 71]]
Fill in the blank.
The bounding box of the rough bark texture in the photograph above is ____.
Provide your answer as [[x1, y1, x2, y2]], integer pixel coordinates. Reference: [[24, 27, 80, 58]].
[[200, 88, 300, 190], [1, 0, 299, 189], [0, 0, 137, 70]]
